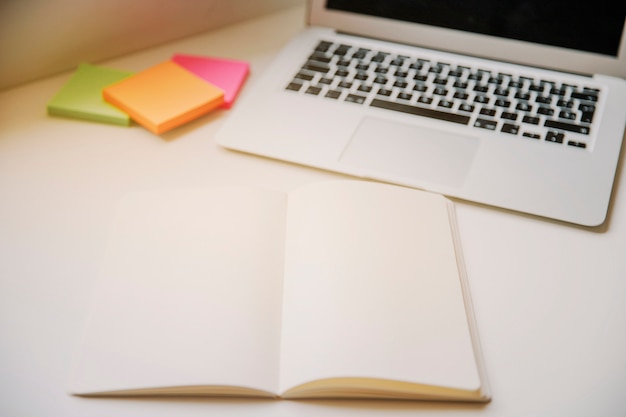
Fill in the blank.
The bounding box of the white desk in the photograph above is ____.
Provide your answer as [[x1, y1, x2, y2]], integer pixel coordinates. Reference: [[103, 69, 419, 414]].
[[1, 5, 625, 416]]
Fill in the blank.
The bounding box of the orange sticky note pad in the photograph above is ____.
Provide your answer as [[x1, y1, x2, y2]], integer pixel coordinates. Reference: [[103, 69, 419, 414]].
[[103, 60, 224, 134]]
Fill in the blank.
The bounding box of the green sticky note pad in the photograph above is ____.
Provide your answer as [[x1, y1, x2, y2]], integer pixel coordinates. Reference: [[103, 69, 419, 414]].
[[47, 63, 134, 126]]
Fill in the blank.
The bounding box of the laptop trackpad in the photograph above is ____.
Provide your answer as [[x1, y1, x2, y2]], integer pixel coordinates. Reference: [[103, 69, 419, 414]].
[[339, 117, 478, 188]]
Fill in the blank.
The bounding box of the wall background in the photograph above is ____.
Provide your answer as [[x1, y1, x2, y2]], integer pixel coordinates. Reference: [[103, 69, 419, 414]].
[[0, 0, 304, 90]]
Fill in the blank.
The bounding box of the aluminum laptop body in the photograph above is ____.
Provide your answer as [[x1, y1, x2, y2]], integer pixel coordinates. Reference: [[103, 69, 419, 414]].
[[216, 0, 626, 226]]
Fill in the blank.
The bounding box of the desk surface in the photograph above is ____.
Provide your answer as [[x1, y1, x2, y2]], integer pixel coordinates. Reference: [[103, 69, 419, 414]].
[[1, 5, 625, 417]]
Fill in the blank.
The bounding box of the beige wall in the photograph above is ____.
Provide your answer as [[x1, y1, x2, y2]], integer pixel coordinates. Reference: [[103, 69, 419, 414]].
[[0, 0, 303, 90]]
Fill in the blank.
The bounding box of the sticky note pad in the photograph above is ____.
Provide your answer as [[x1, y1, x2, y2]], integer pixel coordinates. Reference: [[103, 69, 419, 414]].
[[103, 60, 224, 134], [47, 63, 134, 126], [172, 54, 249, 109]]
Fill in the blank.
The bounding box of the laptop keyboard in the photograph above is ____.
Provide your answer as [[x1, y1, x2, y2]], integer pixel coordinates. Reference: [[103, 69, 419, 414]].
[[285, 40, 602, 150]]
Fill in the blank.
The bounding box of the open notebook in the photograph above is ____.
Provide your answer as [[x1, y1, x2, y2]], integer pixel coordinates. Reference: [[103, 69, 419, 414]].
[[216, 0, 626, 227], [69, 181, 490, 402]]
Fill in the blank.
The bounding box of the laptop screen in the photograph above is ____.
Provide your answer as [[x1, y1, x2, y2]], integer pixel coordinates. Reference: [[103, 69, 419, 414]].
[[326, 0, 625, 57]]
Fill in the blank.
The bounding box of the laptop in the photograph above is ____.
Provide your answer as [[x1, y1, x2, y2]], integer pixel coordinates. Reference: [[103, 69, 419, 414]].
[[216, 0, 626, 227]]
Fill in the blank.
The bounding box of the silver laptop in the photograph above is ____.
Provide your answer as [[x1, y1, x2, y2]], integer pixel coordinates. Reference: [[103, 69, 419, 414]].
[[216, 0, 626, 226]]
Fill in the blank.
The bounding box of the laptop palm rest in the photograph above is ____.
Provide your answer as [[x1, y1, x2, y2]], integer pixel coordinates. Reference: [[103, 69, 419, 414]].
[[339, 117, 479, 188]]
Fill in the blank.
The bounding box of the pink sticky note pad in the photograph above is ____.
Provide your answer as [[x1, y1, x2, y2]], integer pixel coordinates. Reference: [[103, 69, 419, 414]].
[[172, 54, 249, 109]]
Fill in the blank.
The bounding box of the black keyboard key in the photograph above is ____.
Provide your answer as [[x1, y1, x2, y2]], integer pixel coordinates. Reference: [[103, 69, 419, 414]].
[[523, 132, 541, 140], [305, 86, 322, 95], [579, 103, 596, 112], [494, 87, 510, 96], [286, 82, 303, 92], [571, 91, 599, 102], [559, 110, 577, 120], [337, 59, 351, 67], [581, 111, 595, 123], [544, 120, 590, 135], [417, 96, 433, 105], [550, 87, 567, 96], [522, 115, 540, 125], [480, 108, 496, 117], [516, 102, 533, 112], [352, 48, 370, 59], [309, 53, 332, 64], [438, 99, 453, 109], [495, 99, 511, 108], [345, 94, 366, 104], [501, 123, 520, 134], [474, 85, 489, 93], [501, 112, 518, 121], [371, 53, 387, 63], [295, 72, 314, 81], [568, 141, 587, 149], [474, 118, 497, 130], [537, 106, 555, 116], [333, 45, 351, 56], [325, 90, 342, 99], [370, 99, 470, 124], [303, 63, 330, 73], [315, 41, 332, 52], [459, 103, 475, 113], [545, 131, 564, 143]]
